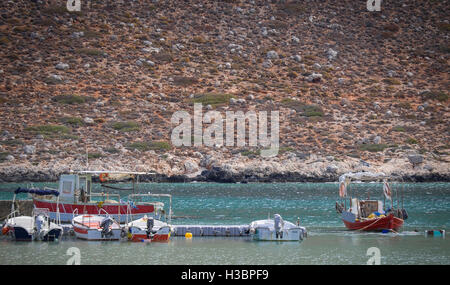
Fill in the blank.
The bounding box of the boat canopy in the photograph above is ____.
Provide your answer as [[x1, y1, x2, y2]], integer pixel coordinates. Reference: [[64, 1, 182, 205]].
[[14, 187, 60, 196]]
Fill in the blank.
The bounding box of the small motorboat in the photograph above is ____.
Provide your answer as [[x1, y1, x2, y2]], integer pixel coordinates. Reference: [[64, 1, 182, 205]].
[[72, 209, 122, 241], [2, 188, 63, 241], [249, 214, 307, 241], [3, 215, 35, 241], [126, 215, 172, 242], [3, 211, 63, 241]]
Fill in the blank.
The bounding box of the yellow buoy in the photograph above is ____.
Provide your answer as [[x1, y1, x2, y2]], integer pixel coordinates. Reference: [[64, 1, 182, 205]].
[[185, 232, 193, 239]]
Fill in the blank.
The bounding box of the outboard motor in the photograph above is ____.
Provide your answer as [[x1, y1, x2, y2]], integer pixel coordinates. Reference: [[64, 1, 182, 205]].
[[274, 214, 284, 239], [146, 217, 154, 238], [35, 215, 45, 234], [100, 217, 114, 238]]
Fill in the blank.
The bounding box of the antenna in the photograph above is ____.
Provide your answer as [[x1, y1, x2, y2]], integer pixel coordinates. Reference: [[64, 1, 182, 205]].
[[86, 145, 89, 169]]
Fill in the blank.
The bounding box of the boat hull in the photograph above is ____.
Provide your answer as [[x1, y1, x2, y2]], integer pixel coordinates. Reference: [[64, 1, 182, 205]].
[[72, 224, 122, 241], [42, 228, 63, 241], [252, 227, 306, 241], [12, 226, 33, 241], [72, 215, 122, 241], [128, 227, 170, 242], [128, 226, 171, 242], [34, 198, 157, 223], [343, 214, 404, 231]]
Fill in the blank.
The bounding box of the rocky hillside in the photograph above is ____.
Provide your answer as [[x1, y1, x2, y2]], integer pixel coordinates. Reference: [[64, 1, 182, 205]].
[[0, 0, 449, 182]]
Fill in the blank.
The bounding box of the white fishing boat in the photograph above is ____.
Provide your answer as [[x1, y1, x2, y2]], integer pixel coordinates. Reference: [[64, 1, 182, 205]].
[[249, 214, 307, 241], [126, 216, 172, 242], [72, 209, 122, 241], [124, 193, 173, 242], [2, 188, 63, 241]]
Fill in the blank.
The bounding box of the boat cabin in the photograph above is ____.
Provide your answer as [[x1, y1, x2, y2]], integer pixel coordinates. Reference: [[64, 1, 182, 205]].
[[349, 198, 384, 219], [58, 173, 93, 203]]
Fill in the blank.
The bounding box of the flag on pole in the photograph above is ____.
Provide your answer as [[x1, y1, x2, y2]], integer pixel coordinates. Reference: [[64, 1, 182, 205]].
[[383, 181, 392, 200], [339, 181, 347, 197]]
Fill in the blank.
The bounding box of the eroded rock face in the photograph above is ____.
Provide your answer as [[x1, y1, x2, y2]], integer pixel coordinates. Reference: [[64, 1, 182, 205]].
[[408, 154, 423, 166], [0, 1, 448, 182]]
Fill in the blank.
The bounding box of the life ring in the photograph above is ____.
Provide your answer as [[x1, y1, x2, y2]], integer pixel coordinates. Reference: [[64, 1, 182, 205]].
[[2, 226, 9, 235], [99, 173, 109, 182]]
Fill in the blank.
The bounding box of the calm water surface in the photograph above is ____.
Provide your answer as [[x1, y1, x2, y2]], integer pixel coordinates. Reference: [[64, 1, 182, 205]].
[[0, 182, 449, 265]]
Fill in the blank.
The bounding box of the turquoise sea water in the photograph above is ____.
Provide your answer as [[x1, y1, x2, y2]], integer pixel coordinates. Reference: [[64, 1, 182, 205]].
[[0, 182, 449, 265]]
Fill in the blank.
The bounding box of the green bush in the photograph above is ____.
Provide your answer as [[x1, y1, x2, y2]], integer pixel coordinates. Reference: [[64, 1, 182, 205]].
[[60, 117, 83, 126], [111, 121, 140, 132], [382, 78, 401, 85], [25, 124, 73, 139], [392, 126, 406, 132], [192, 93, 234, 106], [25, 125, 70, 135], [126, 141, 171, 152], [359, 144, 389, 152], [281, 99, 323, 117], [88, 153, 102, 159], [422, 91, 448, 102], [0, 139, 23, 146], [77, 48, 104, 56], [53, 95, 90, 104], [173, 76, 199, 87], [406, 138, 418, 144]]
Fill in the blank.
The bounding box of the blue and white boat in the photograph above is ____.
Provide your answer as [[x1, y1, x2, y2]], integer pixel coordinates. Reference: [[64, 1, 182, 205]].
[[2, 188, 63, 241], [249, 214, 307, 242]]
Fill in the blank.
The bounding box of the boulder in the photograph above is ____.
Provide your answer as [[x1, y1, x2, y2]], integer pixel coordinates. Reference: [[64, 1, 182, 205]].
[[327, 48, 338, 61], [55, 62, 69, 70], [23, 145, 36, 154], [184, 161, 199, 174], [267, 50, 279, 59], [408, 154, 423, 166]]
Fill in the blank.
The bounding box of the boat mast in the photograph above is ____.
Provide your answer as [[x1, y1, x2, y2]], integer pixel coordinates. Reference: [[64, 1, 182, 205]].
[[132, 175, 135, 196], [401, 179, 404, 209], [396, 182, 399, 210]]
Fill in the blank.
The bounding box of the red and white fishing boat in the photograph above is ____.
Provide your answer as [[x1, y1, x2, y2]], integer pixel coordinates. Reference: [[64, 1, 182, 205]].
[[124, 193, 173, 242], [72, 209, 122, 240], [31, 171, 165, 223], [126, 216, 172, 242], [335, 172, 408, 232]]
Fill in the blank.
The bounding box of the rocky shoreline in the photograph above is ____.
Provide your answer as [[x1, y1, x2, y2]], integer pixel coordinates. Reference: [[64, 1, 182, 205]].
[[0, 1, 448, 184], [0, 153, 448, 183]]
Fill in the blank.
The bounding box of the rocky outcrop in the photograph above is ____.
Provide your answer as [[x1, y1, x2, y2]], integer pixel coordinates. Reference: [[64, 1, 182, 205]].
[[0, 152, 448, 183], [0, 1, 448, 184]]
